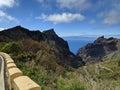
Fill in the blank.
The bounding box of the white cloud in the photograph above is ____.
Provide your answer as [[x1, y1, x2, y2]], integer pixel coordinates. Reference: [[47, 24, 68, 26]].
[[56, 0, 91, 11], [103, 10, 120, 25], [37, 13, 85, 24], [37, 0, 91, 11], [0, 27, 6, 31], [37, 0, 44, 3], [98, 1, 120, 25], [89, 20, 96, 24], [0, 0, 18, 8], [0, 10, 17, 22]]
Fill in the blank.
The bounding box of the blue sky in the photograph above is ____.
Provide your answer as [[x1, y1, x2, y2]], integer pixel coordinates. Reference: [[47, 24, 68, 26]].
[[0, 0, 120, 37]]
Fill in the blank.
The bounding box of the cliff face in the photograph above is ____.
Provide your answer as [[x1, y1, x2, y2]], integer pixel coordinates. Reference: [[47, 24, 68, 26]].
[[0, 26, 44, 42], [0, 26, 84, 68], [2, 26, 119, 67], [77, 36, 120, 64]]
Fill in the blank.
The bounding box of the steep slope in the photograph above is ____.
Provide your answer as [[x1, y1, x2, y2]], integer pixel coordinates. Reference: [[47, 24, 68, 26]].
[[0, 26, 120, 90], [0, 26, 84, 68], [77, 36, 120, 64], [0, 26, 44, 42], [76, 52, 120, 90]]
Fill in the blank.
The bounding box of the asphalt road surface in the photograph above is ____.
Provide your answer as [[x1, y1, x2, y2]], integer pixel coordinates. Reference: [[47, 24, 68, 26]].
[[0, 56, 5, 90], [0, 58, 1, 72]]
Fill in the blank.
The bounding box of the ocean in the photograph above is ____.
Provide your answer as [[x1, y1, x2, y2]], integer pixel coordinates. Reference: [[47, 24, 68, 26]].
[[63, 37, 96, 54]]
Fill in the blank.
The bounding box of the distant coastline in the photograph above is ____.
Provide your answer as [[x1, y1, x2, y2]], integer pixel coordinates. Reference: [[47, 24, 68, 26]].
[[63, 35, 120, 54], [63, 36, 96, 54]]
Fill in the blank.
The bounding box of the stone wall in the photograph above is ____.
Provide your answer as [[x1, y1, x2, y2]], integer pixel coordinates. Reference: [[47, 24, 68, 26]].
[[0, 52, 41, 90]]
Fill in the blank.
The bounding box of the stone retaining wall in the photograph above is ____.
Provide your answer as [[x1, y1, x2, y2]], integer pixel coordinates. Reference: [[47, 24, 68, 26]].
[[0, 52, 41, 90]]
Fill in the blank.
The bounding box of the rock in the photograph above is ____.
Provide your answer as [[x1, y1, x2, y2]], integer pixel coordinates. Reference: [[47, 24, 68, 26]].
[[0, 26, 84, 68], [0, 26, 44, 42], [77, 36, 120, 65], [42, 28, 84, 68]]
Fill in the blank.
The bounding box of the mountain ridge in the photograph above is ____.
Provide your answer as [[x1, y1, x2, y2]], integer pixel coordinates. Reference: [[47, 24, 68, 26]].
[[0, 26, 119, 67], [77, 36, 120, 65], [0, 26, 84, 68], [0, 26, 120, 89]]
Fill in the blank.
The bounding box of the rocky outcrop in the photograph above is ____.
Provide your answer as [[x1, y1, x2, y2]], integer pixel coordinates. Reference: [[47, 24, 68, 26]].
[[0, 26, 84, 68], [0, 26, 44, 42], [42, 29, 85, 68], [77, 36, 120, 65]]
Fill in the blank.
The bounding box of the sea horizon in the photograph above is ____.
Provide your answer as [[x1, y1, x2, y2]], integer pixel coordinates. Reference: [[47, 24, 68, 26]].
[[63, 36, 96, 54], [63, 35, 120, 54]]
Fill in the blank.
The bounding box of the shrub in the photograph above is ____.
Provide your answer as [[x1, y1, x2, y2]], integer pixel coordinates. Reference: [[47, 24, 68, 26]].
[[57, 76, 85, 90], [118, 58, 120, 66], [69, 81, 85, 90], [18, 39, 41, 52], [15, 60, 51, 89], [0, 42, 21, 55], [16, 52, 36, 61]]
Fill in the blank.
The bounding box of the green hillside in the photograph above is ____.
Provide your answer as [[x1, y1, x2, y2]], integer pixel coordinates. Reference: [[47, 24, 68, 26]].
[[76, 52, 120, 90], [0, 41, 120, 90], [0, 41, 84, 90], [0, 26, 120, 90]]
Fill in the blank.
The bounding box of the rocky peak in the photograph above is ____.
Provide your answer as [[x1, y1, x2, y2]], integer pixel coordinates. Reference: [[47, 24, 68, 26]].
[[8, 25, 28, 31], [43, 29, 56, 35], [0, 26, 84, 68], [0, 26, 30, 41], [77, 36, 120, 65], [94, 36, 106, 43], [12, 25, 23, 29], [42, 29, 58, 40]]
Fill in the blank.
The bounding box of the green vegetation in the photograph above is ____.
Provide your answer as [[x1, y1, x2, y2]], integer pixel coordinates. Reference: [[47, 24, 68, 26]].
[[118, 58, 120, 66], [0, 41, 85, 90], [0, 41, 120, 90], [0, 42, 21, 55], [57, 75, 85, 90], [76, 55, 120, 90]]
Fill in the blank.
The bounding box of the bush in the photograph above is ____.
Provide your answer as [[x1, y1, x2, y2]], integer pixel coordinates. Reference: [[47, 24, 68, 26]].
[[16, 52, 36, 61], [118, 58, 120, 66], [15, 60, 51, 89], [69, 82, 85, 90], [0, 42, 21, 55], [18, 39, 41, 52], [57, 76, 85, 90]]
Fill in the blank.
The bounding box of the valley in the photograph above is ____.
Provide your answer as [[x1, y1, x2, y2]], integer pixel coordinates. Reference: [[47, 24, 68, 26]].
[[0, 26, 120, 90]]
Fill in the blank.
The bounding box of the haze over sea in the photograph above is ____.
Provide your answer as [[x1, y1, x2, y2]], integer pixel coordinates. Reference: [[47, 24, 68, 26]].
[[63, 36, 96, 54], [63, 35, 120, 54]]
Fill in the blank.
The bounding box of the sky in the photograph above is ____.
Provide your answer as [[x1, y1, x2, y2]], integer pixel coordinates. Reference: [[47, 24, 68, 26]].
[[0, 0, 120, 37]]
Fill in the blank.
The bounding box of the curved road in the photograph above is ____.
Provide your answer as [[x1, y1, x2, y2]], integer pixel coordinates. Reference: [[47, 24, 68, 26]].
[[0, 56, 5, 90]]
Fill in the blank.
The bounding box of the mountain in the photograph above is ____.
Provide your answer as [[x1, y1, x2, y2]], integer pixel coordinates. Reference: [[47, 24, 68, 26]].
[[76, 52, 120, 90], [0, 26, 44, 42], [77, 36, 120, 65], [0, 26, 84, 68], [0, 26, 120, 90]]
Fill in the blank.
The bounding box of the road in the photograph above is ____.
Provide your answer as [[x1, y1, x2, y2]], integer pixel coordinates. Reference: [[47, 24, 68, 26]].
[[0, 58, 1, 72], [0, 56, 5, 90]]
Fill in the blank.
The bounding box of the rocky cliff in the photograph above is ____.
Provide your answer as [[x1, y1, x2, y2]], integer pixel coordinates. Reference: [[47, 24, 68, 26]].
[[0, 26, 84, 68], [77, 36, 120, 65]]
